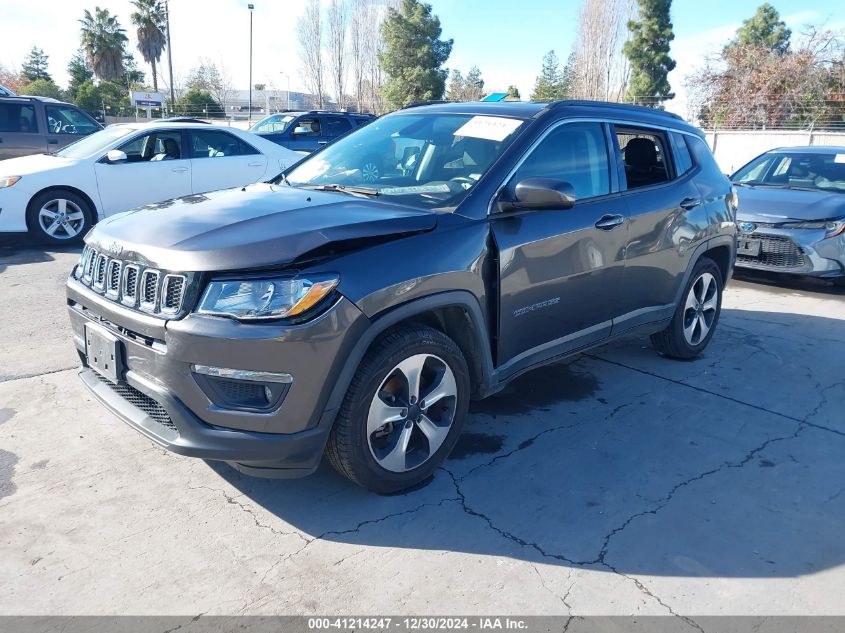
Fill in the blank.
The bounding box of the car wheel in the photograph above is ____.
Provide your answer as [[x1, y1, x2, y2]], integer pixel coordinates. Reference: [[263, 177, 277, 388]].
[[651, 256, 723, 359], [26, 189, 93, 245], [360, 156, 381, 182], [325, 325, 470, 494]]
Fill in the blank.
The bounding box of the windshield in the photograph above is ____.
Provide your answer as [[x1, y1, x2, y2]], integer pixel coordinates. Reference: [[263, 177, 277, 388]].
[[282, 112, 526, 208], [732, 151, 845, 192], [250, 114, 296, 134], [55, 126, 136, 159]]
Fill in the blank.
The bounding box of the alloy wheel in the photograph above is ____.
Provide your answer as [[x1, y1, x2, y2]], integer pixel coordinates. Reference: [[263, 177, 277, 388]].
[[38, 198, 86, 240], [366, 353, 458, 473], [683, 272, 718, 346]]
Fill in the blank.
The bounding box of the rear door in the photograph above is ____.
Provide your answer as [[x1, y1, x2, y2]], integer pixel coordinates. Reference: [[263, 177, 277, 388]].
[[188, 129, 267, 193], [94, 129, 192, 214], [0, 101, 46, 159], [319, 114, 353, 147], [611, 125, 703, 331], [491, 121, 628, 372]]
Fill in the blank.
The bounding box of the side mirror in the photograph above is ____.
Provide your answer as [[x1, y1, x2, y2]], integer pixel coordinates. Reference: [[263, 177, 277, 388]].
[[105, 149, 127, 164], [292, 126, 309, 135], [498, 177, 576, 212]]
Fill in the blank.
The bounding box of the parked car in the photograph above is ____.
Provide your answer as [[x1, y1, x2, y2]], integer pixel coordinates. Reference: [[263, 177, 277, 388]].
[[0, 121, 302, 243], [0, 95, 102, 160], [730, 147, 845, 285], [0, 85, 16, 97], [67, 101, 736, 493], [249, 110, 375, 153]]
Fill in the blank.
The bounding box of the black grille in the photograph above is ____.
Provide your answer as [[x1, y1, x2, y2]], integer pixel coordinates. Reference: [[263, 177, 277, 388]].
[[125, 267, 138, 300], [94, 255, 107, 287], [737, 234, 806, 269], [95, 374, 178, 433], [163, 276, 184, 311], [107, 261, 121, 293], [141, 271, 159, 306]]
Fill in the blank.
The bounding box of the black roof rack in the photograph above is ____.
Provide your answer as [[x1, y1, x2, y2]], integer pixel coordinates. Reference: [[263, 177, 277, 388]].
[[0, 94, 63, 104], [543, 99, 683, 121], [400, 100, 450, 110]]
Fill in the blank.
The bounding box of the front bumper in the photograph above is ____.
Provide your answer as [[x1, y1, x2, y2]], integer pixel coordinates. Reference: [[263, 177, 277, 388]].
[[67, 277, 370, 476], [0, 185, 32, 232], [734, 226, 845, 278]]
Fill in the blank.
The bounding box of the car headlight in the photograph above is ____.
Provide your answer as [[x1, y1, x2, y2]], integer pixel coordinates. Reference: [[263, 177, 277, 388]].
[[196, 275, 340, 320], [0, 176, 21, 189], [781, 218, 845, 237]]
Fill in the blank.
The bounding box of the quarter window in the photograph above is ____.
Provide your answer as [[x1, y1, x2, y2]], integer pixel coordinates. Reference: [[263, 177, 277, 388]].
[[512, 122, 610, 200], [671, 132, 693, 175], [616, 127, 672, 189], [0, 103, 38, 133]]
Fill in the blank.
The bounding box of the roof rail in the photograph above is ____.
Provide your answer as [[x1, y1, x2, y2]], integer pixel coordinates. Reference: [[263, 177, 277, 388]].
[[400, 100, 450, 110], [0, 94, 62, 104], [543, 99, 684, 121]]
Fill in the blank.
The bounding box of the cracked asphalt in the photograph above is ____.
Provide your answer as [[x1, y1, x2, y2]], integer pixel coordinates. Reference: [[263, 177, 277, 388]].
[[1, 243, 844, 617]]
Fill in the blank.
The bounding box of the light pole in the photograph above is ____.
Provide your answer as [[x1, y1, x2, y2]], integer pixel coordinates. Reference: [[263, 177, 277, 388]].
[[280, 71, 290, 110], [248, 3, 254, 124], [164, 0, 176, 111]]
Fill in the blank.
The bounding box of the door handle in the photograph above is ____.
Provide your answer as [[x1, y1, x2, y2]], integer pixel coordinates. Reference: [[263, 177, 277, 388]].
[[317, 141, 328, 145], [171, 167, 188, 172], [248, 161, 263, 167], [680, 197, 702, 210], [48, 139, 58, 144], [595, 214, 625, 230]]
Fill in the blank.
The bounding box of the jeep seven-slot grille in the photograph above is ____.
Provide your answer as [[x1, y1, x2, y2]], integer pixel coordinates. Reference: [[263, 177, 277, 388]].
[[74, 246, 192, 318]]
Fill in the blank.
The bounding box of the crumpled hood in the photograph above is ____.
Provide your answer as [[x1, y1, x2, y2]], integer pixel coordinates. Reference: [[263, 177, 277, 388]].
[[85, 183, 437, 271], [735, 185, 845, 223]]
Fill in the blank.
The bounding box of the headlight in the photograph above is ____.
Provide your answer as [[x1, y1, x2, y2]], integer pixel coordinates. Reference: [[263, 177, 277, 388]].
[[196, 275, 339, 320], [0, 176, 21, 189], [781, 217, 845, 237]]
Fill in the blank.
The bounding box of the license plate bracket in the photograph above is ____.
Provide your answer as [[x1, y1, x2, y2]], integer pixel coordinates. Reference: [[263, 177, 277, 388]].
[[737, 238, 761, 257], [85, 323, 123, 384]]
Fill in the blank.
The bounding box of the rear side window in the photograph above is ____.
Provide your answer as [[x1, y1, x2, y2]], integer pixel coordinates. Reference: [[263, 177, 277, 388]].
[[513, 122, 610, 200], [191, 130, 255, 158], [616, 126, 673, 190], [0, 103, 38, 133], [671, 132, 693, 175], [322, 116, 352, 137]]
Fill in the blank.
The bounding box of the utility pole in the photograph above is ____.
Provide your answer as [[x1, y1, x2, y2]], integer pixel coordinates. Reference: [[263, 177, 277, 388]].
[[248, 4, 255, 124], [165, 0, 176, 111]]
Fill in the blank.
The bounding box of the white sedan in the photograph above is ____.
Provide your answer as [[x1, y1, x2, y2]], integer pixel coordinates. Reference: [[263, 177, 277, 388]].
[[0, 121, 302, 243]]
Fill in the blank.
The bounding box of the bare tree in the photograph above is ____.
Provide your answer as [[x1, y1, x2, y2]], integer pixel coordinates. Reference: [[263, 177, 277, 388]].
[[326, 0, 348, 110], [297, 0, 325, 109], [349, 0, 366, 111], [186, 58, 236, 113], [571, 0, 633, 101]]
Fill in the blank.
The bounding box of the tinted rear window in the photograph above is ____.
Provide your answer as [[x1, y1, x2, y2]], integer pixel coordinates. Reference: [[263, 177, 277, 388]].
[[0, 103, 38, 133]]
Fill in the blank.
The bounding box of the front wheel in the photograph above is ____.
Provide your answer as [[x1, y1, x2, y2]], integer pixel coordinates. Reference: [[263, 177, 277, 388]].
[[26, 189, 93, 244], [651, 257, 723, 359], [325, 325, 470, 494]]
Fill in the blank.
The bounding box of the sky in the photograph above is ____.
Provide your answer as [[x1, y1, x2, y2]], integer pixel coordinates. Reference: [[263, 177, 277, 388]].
[[1, 0, 844, 118]]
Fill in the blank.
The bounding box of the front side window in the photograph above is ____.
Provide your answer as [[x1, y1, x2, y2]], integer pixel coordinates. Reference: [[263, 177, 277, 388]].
[[512, 122, 610, 200], [118, 131, 183, 162], [616, 127, 672, 190], [191, 130, 244, 158], [250, 114, 295, 134], [292, 117, 321, 136], [732, 151, 845, 192], [284, 112, 526, 209], [0, 103, 38, 133], [45, 105, 99, 135]]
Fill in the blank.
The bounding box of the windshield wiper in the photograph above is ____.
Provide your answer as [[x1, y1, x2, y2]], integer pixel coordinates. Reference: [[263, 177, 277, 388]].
[[302, 183, 381, 197]]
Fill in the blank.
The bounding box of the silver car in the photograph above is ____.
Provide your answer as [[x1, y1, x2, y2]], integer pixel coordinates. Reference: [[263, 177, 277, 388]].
[[731, 147, 845, 285]]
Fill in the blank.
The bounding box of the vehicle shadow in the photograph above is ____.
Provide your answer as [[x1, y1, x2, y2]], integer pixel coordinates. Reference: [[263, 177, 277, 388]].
[[733, 268, 845, 297], [0, 237, 82, 274], [208, 307, 845, 579]]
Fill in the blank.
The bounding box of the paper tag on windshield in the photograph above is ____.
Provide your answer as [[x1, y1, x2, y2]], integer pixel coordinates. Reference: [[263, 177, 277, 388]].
[[454, 116, 522, 142], [835, 154, 845, 164]]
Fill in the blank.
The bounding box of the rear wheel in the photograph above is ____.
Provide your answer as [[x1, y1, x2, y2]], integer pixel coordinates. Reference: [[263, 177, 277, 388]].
[[651, 257, 723, 359], [325, 325, 469, 494], [26, 189, 93, 245]]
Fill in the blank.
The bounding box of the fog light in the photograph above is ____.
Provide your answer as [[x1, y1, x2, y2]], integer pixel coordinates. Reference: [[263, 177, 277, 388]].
[[191, 365, 293, 412]]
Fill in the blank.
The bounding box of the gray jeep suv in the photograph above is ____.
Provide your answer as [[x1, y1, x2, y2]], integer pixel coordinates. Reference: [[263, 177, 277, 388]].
[[67, 101, 737, 493]]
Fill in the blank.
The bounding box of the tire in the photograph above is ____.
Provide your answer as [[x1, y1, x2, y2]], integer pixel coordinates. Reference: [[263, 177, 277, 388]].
[[651, 256, 723, 359], [325, 324, 470, 494], [359, 155, 381, 182], [26, 189, 93, 245]]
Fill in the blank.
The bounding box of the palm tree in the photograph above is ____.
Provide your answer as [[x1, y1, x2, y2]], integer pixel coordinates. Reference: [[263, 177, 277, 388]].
[[80, 7, 128, 82], [130, 0, 167, 92]]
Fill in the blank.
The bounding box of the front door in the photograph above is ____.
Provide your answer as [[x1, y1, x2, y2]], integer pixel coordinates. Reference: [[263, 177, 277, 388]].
[[94, 130, 192, 215], [286, 116, 322, 152], [492, 121, 627, 372]]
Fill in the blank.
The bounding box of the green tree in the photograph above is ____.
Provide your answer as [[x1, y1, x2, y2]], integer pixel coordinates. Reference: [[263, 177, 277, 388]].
[[80, 7, 128, 81], [506, 85, 521, 100], [530, 50, 567, 101], [21, 46, 52, 82], [122, 52, 146, 87], [379, 0, 453, 109], [19, 78, 62, 99], [74, 78, 133, 119], [624, 0, 676, 105], [446, 69, 464, 100], [463, 66, 484, 101], [67, 48, 94, 100], [731, 3, 791, 54], [174, 88, 224, 118], [130, 0, 167, 92]]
